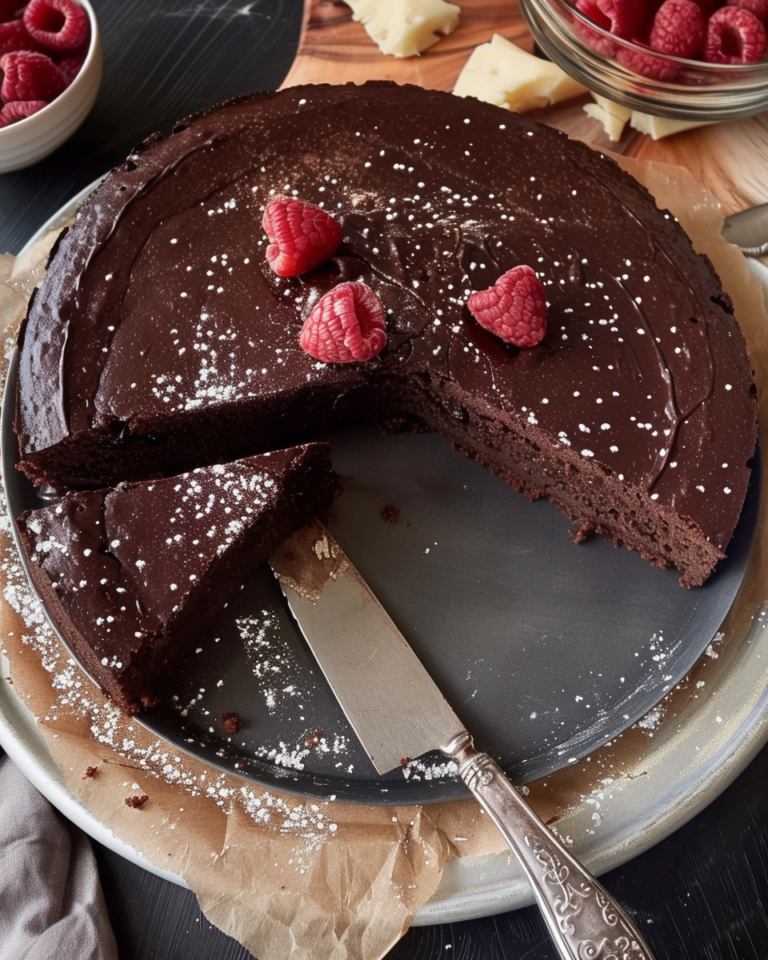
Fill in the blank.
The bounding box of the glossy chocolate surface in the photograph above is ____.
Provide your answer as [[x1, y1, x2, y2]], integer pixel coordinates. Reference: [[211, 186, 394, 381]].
[[16, 82, 756, 553]]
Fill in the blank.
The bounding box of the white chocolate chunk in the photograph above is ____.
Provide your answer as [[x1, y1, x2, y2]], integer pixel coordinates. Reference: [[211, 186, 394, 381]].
[[584, 93, 715, 141], [628, 110, 715, 140], [583, 93, 631, 141], [453, 34, 587, 112], [346, 0, 460, 58]]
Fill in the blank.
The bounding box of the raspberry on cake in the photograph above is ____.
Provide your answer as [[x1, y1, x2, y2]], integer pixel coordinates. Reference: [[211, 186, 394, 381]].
[[14, 83, 757, 589], [263, 197, 343, 277], [467, 265, 547, 348], [299, 281, 388, 363]]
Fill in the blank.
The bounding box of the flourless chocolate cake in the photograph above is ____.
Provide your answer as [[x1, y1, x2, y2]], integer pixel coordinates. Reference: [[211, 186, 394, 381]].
[[16, 445, 338, 713], [14, 82, 757, 587]]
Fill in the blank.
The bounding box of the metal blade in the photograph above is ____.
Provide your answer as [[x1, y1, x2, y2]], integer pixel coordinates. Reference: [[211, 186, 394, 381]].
[[269, 518, 467, 774], [722, 201, 768, 257]]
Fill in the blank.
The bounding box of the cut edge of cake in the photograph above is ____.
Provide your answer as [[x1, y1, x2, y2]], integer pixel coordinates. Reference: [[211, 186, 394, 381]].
[[11, 83, 758, 590], [15, 443, 339, 714]]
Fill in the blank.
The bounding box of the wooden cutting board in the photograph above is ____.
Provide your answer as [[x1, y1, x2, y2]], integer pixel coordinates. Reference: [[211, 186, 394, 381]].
[[282, 0, 768, 218]]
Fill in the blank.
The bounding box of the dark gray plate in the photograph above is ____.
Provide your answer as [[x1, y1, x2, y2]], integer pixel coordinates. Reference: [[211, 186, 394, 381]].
[[2, 348, 759, 804]]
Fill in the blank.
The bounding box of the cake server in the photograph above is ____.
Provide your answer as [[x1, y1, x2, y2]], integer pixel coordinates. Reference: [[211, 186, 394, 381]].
[[269, 518, 655, 960], [722, 201, 768, 257]]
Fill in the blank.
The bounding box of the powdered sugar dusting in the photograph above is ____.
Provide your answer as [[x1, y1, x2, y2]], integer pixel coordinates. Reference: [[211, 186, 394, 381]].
[[0, 493, 338, 845], [239, 610, 305, 713], [401, 757, 458, 781]]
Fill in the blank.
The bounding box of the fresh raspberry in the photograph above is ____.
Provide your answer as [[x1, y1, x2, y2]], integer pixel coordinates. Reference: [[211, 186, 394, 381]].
[[573, 1, 619, 56], [727, 0, 768, 23], [616, 43, 682, 79], [575, 0, 649, 38], [0, 99, 48, 127], [575, 0, 612, 31], [300, 281, 387, 364], [0, 19, 42, 56], [263, 197, 343, 277], [649, 0, 705, 58], [23, 0, 89, 52], [0, 50, 68, 101], [704, 5, 767, 62], [467, 266, 548, 349]]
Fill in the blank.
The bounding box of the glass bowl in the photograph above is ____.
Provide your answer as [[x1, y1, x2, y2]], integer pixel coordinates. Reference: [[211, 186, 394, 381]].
[[519, 0, 768, 121], [0, 0, 102, 174]]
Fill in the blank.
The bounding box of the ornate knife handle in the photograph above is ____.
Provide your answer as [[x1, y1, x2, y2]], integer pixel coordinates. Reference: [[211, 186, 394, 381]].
[[442, 732, 655, 960]]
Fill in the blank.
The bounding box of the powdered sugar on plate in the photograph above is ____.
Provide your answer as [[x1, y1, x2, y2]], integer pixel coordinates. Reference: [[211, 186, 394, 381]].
[[0, 494, 339, 841]]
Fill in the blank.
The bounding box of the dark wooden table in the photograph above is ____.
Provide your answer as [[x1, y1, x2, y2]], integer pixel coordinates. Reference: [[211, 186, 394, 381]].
[[2, 2, 768, 957]]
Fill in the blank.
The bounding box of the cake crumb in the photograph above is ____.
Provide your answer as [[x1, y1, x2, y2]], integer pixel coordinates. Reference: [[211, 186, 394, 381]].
[[125, 794, 149, 809], [220, 711, 242, 734], [380, 503, 400, 525], [82, 765, 98, 779]]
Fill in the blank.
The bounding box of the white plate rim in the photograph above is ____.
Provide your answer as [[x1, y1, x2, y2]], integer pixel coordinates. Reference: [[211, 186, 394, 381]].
[[1, 188, 767, 922]]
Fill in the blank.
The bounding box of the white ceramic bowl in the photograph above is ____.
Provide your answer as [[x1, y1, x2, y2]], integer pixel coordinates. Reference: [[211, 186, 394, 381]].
[[0, 0, 102, 174]]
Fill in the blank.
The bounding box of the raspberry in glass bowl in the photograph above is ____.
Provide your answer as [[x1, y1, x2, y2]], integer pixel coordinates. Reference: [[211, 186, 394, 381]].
[[0, 0, 101, 172], [519, 0, 768, 120]]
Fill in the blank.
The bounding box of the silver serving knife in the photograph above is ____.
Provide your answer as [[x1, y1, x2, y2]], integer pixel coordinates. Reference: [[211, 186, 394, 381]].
[[270, 518, 655, 960], [722, 201, 768, 257]]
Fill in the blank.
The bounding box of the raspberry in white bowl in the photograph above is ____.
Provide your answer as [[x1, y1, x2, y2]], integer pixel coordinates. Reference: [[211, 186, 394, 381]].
[[0, 0, 100, 171], [0, 0, 91, 127]]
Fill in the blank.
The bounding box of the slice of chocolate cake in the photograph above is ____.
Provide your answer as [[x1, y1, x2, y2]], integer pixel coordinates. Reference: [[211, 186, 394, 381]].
[[13, 83, 757, 585], [15, 444, 337, 714]]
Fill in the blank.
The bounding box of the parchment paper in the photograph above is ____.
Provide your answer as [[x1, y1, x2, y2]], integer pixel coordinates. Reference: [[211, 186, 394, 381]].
[[1, 157, 767, 960]]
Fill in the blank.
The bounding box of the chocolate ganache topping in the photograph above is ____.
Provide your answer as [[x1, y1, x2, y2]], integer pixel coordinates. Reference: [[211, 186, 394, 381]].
[[15, 83, 757, 586], [16, 444, 338, 713]]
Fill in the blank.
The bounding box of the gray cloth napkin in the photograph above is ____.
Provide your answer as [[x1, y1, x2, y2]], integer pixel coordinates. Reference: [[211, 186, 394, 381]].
[[0, 755, 118, 960]]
